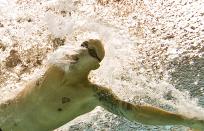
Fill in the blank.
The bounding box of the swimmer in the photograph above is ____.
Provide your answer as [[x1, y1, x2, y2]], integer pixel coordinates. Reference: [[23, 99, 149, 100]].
[[0, 39, 203, 131]]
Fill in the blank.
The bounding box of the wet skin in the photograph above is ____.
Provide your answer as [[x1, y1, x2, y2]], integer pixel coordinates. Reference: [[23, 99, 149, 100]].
[[0, 39, 204, 131]]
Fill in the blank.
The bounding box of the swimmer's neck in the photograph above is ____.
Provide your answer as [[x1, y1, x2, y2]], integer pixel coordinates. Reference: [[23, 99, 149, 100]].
[[64, 68, 90, 84]]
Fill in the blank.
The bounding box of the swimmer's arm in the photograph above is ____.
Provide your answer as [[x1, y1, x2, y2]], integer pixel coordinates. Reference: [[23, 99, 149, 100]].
[[94, 85, 204, 130]]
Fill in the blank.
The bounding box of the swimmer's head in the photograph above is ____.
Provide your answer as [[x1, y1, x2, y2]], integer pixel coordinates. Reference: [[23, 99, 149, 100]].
[[72, 39, 105, 71], [48, 39, 105, 72], [81, 39, 105, 62]]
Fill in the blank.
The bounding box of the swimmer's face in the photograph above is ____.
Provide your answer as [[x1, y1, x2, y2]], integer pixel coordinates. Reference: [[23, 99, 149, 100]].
[[81, 39, 105, 62], [70, 39, 105, 71]]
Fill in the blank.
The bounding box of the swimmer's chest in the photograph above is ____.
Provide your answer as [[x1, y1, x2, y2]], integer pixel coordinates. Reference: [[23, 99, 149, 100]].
[[3, 82, 96, 130], [23, 82, 95, 118]]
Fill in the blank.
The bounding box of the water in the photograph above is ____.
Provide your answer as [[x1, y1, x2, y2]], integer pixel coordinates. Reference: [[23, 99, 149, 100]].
[[0, 0, 204, 130]]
